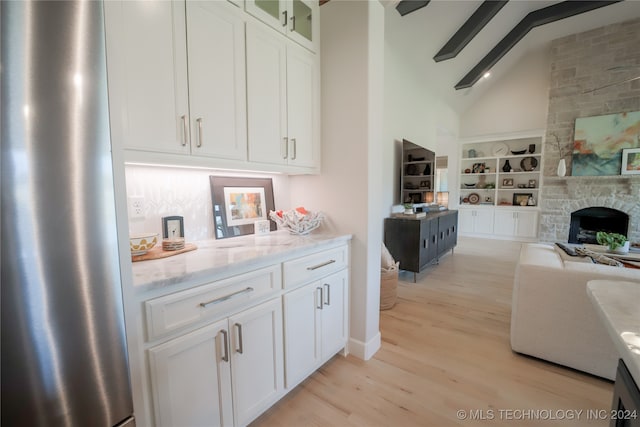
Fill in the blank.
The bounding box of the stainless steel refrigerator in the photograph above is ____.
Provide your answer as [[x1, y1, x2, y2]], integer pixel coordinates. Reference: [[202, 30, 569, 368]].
[[1, 1, 135, 425]]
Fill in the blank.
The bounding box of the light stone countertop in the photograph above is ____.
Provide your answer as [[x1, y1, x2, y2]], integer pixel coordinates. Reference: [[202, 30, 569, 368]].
[[586, 280, 640, 383], [131, 230, 352, 293]]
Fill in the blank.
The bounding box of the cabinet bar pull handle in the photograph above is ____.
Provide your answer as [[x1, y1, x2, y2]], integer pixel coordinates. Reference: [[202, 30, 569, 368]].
[[324, 283, 330, 306], [290, 15, 296, 32], [290, 138, 297, 160], [180, 115, 188, 146], [196, 117, 203, 147], [316, 287, 323, 310], [199, 287, 254, 308], [306, 259, 335, 271], [282, 137, 288, 159], [423, 239, 427, 249], [282, 10, 288, 27], [220, 329, 229, 362], [235, 323, 244, 354]]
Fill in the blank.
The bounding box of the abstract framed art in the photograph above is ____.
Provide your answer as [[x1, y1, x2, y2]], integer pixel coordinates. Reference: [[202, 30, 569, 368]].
[[209, 176, 276, 239], [571, 111, 640, 176], [621, 148, 640, 175]]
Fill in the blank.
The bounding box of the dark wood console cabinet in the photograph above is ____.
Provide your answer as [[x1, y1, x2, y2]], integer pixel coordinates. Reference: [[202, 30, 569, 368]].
[[384, 210, 458, 281]]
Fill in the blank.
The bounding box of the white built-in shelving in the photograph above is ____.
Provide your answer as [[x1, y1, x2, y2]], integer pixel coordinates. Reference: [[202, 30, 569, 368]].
[[458, 130, 544, 240]]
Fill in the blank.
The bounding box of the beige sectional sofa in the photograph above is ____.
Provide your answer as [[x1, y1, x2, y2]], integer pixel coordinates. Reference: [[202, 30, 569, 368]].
[[510, 243, 640, 380]]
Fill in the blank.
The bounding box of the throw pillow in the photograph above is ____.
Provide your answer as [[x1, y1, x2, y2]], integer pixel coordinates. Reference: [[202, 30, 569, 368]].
[[574, 247, 624, 267], [555, 242, 579, 257]]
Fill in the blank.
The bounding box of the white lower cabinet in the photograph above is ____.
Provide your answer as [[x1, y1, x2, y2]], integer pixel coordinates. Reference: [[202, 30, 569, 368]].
[[142, 242, 350, 427], [148, 298, 284, 427], [493, 210, 539, 239], [229, 299, 284, 426], [283, 269, 348, 389], [459, 208, 494, 235], [148, 319, 233, 427]]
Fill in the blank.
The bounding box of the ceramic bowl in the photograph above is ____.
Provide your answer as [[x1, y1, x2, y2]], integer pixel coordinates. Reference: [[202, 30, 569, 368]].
[[130, 233, 158, 256], [511, 149, 527, 155]]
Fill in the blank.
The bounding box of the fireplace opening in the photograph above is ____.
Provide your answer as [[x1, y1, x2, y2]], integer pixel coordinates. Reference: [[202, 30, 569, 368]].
[[568, 207, 629, 244]]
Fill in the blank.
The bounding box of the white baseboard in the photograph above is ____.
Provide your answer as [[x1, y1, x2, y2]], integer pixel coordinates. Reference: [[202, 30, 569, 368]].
[[348, 331, 381, 360]]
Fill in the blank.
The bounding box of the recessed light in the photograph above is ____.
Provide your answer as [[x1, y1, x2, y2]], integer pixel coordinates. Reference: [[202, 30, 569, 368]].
[[483, 72, 491, 79]]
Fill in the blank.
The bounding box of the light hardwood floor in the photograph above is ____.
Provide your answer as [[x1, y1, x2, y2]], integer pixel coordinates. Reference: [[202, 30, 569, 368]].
[[252, 237, 613, 426]]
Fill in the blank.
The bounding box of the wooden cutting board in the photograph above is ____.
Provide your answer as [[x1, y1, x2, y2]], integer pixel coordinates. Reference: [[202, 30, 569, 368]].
[[131, 243, 197, 262]]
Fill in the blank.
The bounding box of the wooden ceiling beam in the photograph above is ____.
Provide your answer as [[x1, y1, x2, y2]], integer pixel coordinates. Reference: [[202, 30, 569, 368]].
[[455, 0, 622, 90], [434, 1, 508, 62], [395, 0, 430, 17]]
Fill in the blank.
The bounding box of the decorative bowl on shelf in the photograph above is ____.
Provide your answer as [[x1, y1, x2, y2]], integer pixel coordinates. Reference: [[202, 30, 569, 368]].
[[463, 183, 476, 188], [269, 207, 324, 235], [510, 149, 527, 155], [130, 233, 158, 256]]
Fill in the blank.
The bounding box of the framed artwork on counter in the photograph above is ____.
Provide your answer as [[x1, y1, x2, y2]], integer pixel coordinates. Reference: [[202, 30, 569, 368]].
[[209, 176, 276, 239], [162, 216, 184, 239]]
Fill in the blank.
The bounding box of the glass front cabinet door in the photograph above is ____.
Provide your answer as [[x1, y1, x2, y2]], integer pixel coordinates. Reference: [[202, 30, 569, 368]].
[[245, 0, 318, 52]]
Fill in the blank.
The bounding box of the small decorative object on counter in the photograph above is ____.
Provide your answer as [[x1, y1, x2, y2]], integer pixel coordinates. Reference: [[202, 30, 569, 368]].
[[269, 207, 324, 235], [130, 233, 158, 256], [162, 215, 184, 239], [254, 219, 271, 236], [162, 238, 185, 251]]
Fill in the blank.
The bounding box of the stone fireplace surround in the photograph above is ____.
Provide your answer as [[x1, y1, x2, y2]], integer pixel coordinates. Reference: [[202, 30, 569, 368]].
[[539, 176, 640, 243], [539, 18, 640, 245]]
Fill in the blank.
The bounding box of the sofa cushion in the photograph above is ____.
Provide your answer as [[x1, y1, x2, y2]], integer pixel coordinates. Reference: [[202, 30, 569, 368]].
[[564, 261, 640, 280], [518, 243, 563, 269]]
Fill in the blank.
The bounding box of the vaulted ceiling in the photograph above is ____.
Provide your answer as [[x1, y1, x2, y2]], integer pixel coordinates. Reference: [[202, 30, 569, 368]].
[[382, 0, 640, 113]]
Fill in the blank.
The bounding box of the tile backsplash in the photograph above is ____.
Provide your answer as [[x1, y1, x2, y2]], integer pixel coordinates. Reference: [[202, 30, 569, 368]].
[[125, 165, 291, 241]]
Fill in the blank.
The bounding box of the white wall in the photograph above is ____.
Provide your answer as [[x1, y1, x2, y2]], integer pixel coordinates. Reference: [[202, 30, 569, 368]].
[[460, 45, 551, 137], [383, 9, 460, 212], [289, 0, 385, 360]]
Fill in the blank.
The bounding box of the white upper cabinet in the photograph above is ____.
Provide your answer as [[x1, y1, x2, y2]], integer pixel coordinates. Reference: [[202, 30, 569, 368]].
[[286, 43, 317, 168], [105, 1, 190, 155], [245, 0, 319, 52], [185, 1, 247, 160], [246, 22, 319, 170], [105, 0, 320, 173], [246, 23, 288, 166], [105, 1, 246, 160]]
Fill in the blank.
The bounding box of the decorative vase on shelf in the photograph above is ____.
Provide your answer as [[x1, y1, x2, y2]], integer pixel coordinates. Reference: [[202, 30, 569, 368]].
[[557, 158, 566, 177], [423, 163, 431, 176], [502, 160, 512, 173], [528, 144, 535, 154]]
